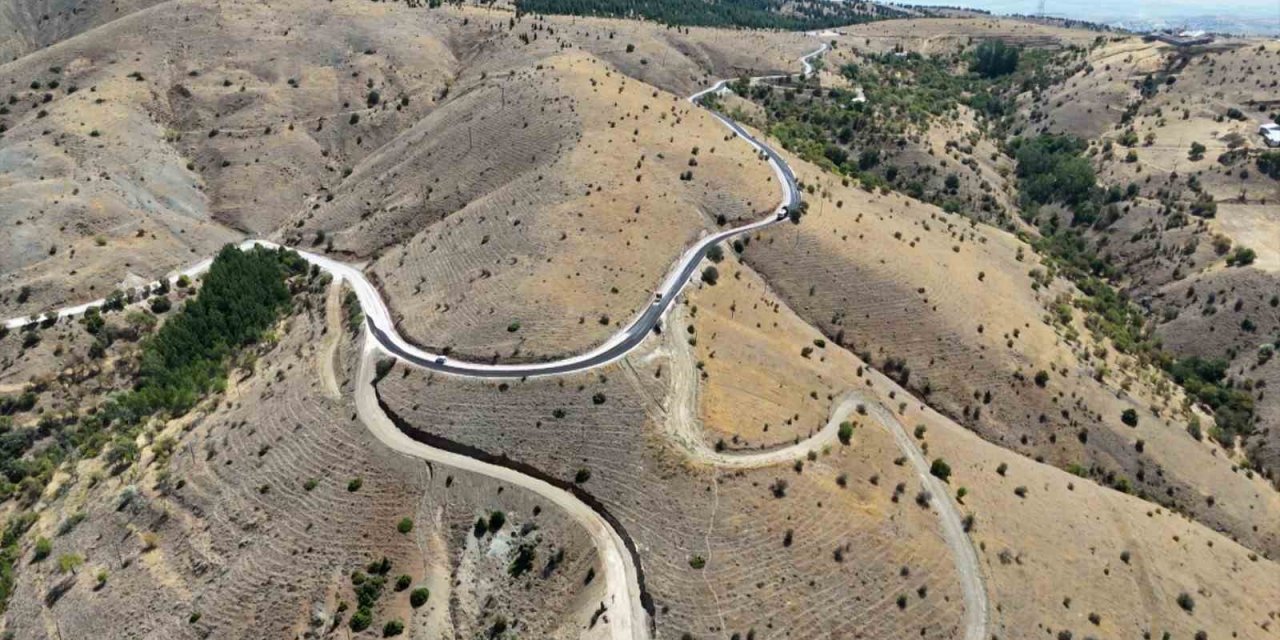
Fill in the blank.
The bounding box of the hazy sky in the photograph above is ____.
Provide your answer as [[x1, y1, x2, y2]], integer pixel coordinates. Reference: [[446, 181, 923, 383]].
[[922, 0, 1280, 23]]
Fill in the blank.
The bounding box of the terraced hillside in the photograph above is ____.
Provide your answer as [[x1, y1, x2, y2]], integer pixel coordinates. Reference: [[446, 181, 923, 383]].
[[738, 149, 1280, 558], [378, 354, 969, 639], [660, 222, 1280, 638], [0, 0, 812, 338], [3, 4, 1280, 640], [3, 283, 603, 639], [1015, 35, 1280, 478]]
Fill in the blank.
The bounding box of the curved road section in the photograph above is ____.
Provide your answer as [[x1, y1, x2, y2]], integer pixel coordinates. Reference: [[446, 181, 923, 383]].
[[3, 46, 826, 383], [4, 43, 990, 640]]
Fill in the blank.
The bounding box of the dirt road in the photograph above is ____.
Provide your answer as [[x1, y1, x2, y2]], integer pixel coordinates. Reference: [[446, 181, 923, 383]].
[[352, 339, 650, 640]]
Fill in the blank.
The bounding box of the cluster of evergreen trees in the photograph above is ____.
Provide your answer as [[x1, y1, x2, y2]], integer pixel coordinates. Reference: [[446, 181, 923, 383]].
[[1011, 134, 1096, 210], [514, 0, 894, 30], [1008, 135, 1256, 446], [970, 39, 1020, 78], [1, 245, 305, 502], [109, 245, 306, 423], [0, 245, 305, 612]]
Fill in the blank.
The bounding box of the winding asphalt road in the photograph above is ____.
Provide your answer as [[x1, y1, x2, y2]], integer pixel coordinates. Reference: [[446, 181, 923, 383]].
[[4, 42, 989, 640], [4, 47, 827, 381]]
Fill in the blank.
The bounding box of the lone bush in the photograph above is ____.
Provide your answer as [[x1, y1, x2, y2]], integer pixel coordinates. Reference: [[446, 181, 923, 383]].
[[410, 587, 430, 607], [929, 458, 951, 483], [1121, 408, 1138, 427], [837, 421, 853, 445], [700, 266, 719, 285], [1177, 591, 1195, 612]]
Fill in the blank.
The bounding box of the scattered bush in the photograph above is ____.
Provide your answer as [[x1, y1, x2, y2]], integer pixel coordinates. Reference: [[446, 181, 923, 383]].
[[1177, 591, 1195, 612], [410, 587, 430, 607], [929, 458, 951, 483], [1120, 408, 1138, 427], [487, 511, 505, 532], [349, 608, 372, 632], [33, 537, 51, 561], [700, 266, 719, 286], [837, 421, 854, 445], [1226, 246, 1256, 267]]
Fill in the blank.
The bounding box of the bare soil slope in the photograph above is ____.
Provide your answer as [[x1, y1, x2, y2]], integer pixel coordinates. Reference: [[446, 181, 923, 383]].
[[740, 150, 1280, 558], [4, 293, 601, 639]]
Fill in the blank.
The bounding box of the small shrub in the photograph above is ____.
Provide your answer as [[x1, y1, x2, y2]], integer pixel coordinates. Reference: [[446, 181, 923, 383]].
[[837, 421, 854, 445], [349, 608, 372, 632], [1177, 591, 1195, 612], [929, 458, 951, 483], [410, 587, 430, 607], [347, 477, 363, 492], [57, 553, 84, 574], [397, 518, 413, 534], [700, 266, 719, 285], [33, 537, 52, 561], [487, 511, 505, 532], [1121, 408, 1138, 427]]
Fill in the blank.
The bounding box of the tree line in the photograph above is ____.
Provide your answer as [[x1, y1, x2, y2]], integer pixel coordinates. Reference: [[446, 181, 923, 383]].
[[514, 0, 897, 30]]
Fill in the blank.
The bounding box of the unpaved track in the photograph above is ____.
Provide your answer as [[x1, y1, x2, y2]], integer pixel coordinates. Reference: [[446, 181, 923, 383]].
[[318, 281, 343, 400], [859, 397, 989, 640], [648, 302, 987, 639], [353, 338, 648, 640], [7, 41, 989, 640], [648, 304, 859, 469]]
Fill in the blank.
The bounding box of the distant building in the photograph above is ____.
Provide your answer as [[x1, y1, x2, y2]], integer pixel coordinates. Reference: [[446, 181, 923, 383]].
[[1149, 30, 1215, 47], [1261, 123, 1280, 148]]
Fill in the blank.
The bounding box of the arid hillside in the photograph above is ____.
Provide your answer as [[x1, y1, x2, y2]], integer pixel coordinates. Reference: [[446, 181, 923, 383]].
[[686, 244, 1280, 638], [739, 149, 1280, 558], [0, 0, 813, 359], [3, 3, 1280, 640], [2, 278, 608, 639]]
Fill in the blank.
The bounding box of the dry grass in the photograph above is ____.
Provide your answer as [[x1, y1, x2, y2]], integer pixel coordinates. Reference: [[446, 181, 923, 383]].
[[739, 148, 1280, 557], [4, 295, 598, 639], [379, 352, 967, 639]]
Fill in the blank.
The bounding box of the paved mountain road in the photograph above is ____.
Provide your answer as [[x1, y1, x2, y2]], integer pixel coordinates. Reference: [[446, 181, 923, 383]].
[[5, 42, 989, 640]]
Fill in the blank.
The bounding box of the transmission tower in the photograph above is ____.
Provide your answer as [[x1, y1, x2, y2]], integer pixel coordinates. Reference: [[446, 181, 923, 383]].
[[1037, 0, 1046, 18]]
